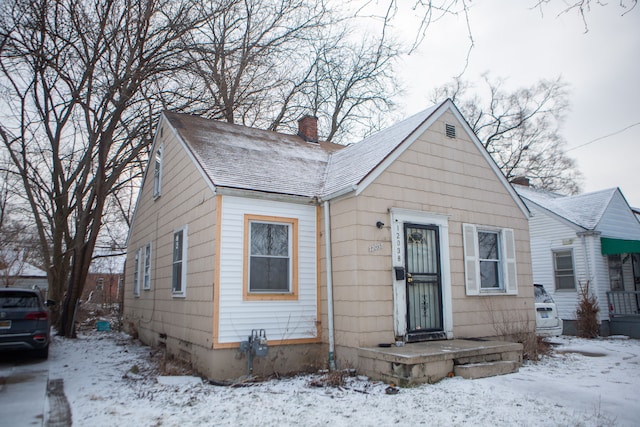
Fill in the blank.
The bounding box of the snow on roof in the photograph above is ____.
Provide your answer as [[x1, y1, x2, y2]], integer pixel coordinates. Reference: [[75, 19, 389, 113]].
[[0, 260, 46, 277], [163, 102, 443, 200], [164, 112, 342, 199], [514, 185, 617, 230]]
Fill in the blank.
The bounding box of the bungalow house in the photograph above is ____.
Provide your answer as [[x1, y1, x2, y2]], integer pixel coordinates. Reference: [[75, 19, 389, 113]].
[[514, 184, 640, 337], [124, 99, 534, 383]]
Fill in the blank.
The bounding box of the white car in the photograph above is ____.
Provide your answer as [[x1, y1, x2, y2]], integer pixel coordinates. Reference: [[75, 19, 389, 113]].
[[534, 284, 563, 337]]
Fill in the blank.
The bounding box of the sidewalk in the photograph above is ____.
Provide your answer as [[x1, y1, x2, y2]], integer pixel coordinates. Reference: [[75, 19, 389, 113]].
[[0, 363, 50, 426]]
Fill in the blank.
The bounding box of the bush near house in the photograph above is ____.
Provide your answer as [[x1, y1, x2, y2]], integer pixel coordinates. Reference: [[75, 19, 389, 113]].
[[576, 282, 599, 338]]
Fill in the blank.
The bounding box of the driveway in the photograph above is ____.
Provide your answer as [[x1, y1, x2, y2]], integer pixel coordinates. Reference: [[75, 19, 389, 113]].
[[0, 351, 70, 427]]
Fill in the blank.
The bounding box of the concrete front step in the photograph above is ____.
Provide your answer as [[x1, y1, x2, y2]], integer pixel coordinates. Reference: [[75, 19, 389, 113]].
[[357, 339, 523, 386], [454, 360, 519, 379]]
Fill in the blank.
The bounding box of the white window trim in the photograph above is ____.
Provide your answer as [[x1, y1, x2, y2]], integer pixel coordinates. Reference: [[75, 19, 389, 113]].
[[143, 242, 152, 291], [172, 225, 188, 297], [553, 249, 576, 291], [463, 223, 517, 296], [133, 248, 142, 297], [153, 144, 163, 199]]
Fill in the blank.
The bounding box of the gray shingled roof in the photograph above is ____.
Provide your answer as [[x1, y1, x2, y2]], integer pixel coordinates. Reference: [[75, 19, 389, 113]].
[[514, 185, 617, 230], [163, 102, 443, 200], [164, 112, 340, 198]]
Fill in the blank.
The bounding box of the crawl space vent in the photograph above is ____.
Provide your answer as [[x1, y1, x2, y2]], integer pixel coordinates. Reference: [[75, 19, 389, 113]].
[[445, 123, 456, 138]]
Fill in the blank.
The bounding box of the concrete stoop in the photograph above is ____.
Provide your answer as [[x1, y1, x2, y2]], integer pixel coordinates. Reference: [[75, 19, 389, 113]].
[[454, 360, 519, 379], [357, 339, 523, 386]]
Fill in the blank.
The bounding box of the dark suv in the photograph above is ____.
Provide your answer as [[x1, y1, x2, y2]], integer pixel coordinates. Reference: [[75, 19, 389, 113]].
[[0, 288, 51, 359]]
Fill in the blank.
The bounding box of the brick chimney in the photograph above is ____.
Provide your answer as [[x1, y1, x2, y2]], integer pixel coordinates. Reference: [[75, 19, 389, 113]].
[[298, 115, 318, 143], [511, 176, 530, 187]]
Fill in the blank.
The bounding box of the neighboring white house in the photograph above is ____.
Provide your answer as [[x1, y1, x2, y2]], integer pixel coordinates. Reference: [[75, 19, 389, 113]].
[[514, 184, 640, 337], [0, 256, 48, 295]]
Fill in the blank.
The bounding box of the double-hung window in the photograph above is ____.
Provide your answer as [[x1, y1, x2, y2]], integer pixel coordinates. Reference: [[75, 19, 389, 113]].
[[607, 254, 624, 291], [172, 226, 188, 297], [153, 145, 163, 198], [143, 242, 152, 290], [463, 224, 517, 295], [244, 215, 298, 300], [478, 231, 501, 289], [553, 250, 575, 290], [133, 248, 142, 297]]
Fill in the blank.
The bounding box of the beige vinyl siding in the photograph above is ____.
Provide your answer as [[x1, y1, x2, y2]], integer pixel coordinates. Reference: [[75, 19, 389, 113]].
[[217, 195, 318, 345], [124, 124, 217, 349], [328, 111, 533, 346]]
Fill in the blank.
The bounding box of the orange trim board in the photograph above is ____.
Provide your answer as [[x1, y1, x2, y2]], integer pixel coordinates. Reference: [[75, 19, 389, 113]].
[[213, 195, 222, 346], [213, 336, 322, 350], [315, 204, 322, 340], [242, 214, 299, 301]]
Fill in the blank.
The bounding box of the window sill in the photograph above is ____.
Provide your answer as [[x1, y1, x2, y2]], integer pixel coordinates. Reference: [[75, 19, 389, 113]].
[[244, 292, 298, 301], [479, 289, 507, 295]]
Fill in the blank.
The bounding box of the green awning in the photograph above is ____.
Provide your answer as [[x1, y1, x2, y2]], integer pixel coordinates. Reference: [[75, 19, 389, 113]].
[[601, 237, 640, 255]]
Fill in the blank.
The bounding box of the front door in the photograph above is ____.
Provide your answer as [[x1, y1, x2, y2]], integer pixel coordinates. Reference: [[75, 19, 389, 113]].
[[404, 223, 445, 342]]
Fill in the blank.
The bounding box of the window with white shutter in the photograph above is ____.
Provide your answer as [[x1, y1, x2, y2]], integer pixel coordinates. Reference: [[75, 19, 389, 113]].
[[463, 224, 518, 295]]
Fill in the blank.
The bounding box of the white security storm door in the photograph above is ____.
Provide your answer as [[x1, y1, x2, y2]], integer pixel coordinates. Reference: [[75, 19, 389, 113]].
[[404, 223, 445, 342]]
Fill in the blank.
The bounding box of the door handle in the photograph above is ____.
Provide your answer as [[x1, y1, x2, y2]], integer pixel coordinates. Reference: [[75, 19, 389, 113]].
[[407, 273, 413, 284]]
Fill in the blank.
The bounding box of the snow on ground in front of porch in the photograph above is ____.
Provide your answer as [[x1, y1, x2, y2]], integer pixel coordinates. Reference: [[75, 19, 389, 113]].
[[48, 333, 640, 426]]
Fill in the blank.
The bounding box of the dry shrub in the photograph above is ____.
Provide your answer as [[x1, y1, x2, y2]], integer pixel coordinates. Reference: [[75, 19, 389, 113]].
[[158, 351, 195, 376], [576, 281, 599, 338], [486, 301, 550, 362], [507, 325, 551, 362], [308, 370, 347, 388]]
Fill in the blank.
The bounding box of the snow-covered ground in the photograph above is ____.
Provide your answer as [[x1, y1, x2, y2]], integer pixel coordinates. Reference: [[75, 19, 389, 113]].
[[49, 332, 640, 426]]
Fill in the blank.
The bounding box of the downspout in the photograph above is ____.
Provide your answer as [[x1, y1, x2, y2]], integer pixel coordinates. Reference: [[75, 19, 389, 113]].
[[323, 200, 336, 370], [578, 233, 592, 285], [577, 230, 601, 287]]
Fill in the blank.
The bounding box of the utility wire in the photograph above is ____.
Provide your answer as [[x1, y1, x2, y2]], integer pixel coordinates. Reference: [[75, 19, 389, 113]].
[[567, 121, 640, 152]]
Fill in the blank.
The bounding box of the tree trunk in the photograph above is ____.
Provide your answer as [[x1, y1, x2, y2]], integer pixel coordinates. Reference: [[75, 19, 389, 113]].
[[59, 244, 93, 337]]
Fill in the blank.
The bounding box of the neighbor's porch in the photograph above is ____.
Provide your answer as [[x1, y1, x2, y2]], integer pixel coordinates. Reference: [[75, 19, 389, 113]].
[[607, 290, 640, 338], [358, 339, 523, 386]]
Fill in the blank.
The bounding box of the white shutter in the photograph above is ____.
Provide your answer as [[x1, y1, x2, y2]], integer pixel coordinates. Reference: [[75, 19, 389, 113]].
[[462, 223, 480, 296], [502, 228, 518, 294]]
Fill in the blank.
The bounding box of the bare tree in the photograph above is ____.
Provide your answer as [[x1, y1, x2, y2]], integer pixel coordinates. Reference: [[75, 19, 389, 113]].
[[0, 0, 212, 336], [184, 0, 400, 143], [532, 0, 637, 31], [307, 34, 400, 143], [432, 74, 582, 194], [0, 0, 401, 337]]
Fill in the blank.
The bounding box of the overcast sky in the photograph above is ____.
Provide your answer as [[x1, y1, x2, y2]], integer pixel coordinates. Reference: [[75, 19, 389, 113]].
[[389, 0, 640, 207]]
